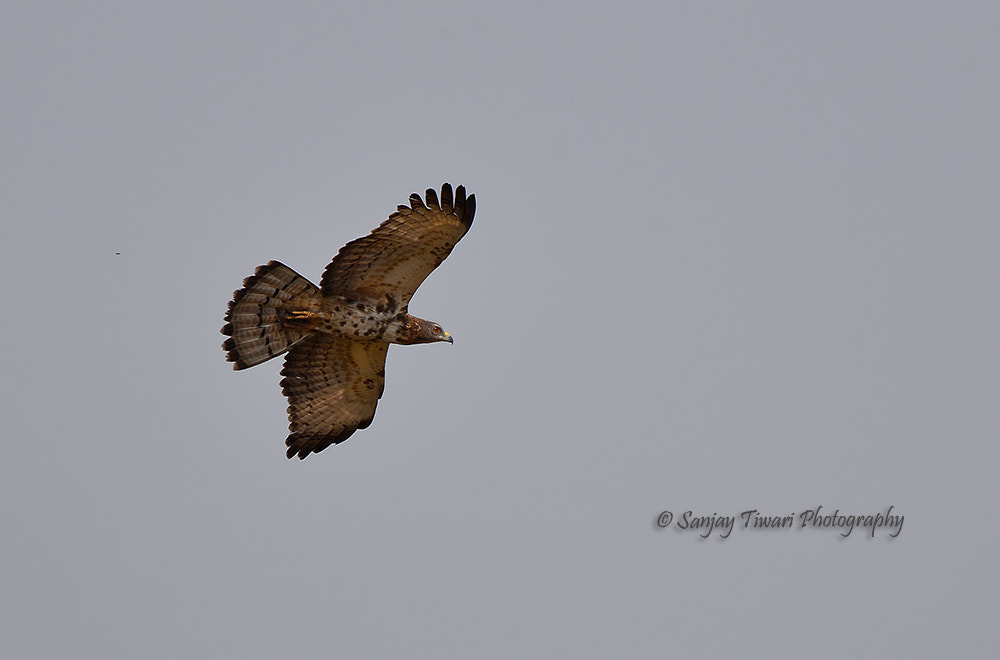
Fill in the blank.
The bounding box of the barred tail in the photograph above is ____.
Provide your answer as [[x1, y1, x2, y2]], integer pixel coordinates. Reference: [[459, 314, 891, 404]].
[[221, 261, 320, 370]]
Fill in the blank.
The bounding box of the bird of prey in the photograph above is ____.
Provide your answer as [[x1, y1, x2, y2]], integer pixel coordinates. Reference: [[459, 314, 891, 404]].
[[221, 183, 475, 459]]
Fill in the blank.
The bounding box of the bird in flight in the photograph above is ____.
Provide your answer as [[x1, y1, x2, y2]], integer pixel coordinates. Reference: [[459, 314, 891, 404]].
[[222, 183, 475, 459]]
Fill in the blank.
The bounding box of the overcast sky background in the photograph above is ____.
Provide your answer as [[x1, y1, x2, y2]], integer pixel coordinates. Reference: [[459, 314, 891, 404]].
[[2, 2, 998, 658]]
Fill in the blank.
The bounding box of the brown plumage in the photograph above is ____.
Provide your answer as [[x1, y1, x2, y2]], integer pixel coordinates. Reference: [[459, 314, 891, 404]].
[[222, 183, 475, 459]]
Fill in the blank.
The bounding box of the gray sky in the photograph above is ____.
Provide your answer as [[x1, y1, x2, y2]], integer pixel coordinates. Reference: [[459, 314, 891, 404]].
[[3, 2, 998, 658]]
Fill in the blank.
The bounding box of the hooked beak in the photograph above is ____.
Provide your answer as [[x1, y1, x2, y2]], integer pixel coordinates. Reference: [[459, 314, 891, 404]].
[[445, 332, 453, 344]]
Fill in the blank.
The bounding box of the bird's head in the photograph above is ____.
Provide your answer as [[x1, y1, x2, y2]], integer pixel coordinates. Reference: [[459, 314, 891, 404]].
[[395, 315, 453, 345], [418, 320, 453, 345]]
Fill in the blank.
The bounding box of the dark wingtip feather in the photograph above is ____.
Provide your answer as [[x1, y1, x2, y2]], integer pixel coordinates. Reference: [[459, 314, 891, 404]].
[[286, 436, 315, 459], [440, 183, 454, 213], [463, 191, 476, 228], [221, 335, 249, 368], [424, 186, 440, 210], [286, 435, 302, 459], [440, 183, 474, 228]]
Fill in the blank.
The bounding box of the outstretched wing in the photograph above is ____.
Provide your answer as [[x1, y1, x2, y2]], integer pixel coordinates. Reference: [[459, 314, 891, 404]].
[[280, 334, 389, 459], [320, 183, 476, 308]]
